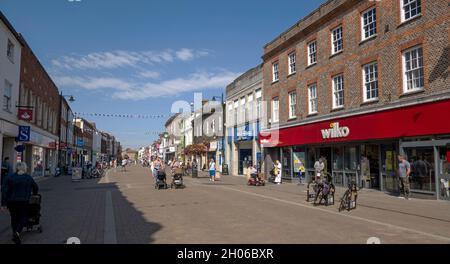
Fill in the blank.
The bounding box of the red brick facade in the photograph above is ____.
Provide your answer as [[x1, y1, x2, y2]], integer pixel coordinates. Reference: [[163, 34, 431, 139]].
[[19, 38, 60, 136], [263, 0, 449, 127]]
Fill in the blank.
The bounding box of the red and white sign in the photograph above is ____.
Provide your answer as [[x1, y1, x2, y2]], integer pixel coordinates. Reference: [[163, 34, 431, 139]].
[[18, 109, 33, 121], [260, 100, 450, 147]]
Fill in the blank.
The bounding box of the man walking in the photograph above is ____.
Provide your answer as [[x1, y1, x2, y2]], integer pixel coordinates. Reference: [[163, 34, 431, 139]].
[[398, 155, 411, 200]]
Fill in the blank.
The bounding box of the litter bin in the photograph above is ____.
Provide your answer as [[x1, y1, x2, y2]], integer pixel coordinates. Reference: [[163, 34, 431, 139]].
[[222, 164, 229, 175], [192, 166, 198, 178], [72, 167, 82, 182]]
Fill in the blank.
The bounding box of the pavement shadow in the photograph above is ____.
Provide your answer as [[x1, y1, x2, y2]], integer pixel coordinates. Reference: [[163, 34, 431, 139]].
[[0, 174, 162, 244]]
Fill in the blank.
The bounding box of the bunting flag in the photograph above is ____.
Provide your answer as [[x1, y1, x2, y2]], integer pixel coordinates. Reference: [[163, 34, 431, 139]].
[[73, 112, 171, 119]]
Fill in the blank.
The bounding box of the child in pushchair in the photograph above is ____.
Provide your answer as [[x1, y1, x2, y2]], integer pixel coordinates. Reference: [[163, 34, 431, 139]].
[[171, 168, 185, 189], [155, 171, 168, 189]]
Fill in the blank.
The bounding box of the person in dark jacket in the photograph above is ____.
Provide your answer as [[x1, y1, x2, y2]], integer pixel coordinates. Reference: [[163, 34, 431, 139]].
[[1, 162, 39, 244]]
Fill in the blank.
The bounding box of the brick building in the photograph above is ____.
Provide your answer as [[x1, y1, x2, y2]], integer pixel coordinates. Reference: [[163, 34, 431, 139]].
[[260, 0, 450, 200], [18, 37, 60, 177]]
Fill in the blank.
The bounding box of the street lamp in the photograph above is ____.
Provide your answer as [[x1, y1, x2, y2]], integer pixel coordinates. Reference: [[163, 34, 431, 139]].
[[211, 94, 225, 173], [58, 92, 75, 175]]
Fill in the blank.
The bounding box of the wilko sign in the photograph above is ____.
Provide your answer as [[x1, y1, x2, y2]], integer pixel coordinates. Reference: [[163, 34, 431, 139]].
[[18, 109, 33, 121], [321, 122, 350, 139]]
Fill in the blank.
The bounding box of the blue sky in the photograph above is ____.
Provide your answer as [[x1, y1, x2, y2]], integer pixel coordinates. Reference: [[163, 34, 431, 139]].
[[0, 0, 323, 149]]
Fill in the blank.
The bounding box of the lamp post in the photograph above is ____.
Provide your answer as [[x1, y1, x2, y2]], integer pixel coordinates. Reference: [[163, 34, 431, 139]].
[[58, 92, 75, 175], [212, 94, 225, 173]]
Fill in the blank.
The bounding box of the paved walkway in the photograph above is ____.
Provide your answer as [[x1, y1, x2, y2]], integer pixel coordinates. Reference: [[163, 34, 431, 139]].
[[0, 165, 449, 244]]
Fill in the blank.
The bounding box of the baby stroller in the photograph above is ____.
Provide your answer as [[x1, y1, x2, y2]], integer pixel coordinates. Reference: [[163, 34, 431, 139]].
[[171, 168, 185, 189], [26, 194, 43, 233], [155, 171, 168, 190], [247, 173, 265, 186]]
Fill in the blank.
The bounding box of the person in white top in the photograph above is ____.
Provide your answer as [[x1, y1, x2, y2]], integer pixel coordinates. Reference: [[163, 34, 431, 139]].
[[209, 158, 216, 182], [274, 160, 282, 184]]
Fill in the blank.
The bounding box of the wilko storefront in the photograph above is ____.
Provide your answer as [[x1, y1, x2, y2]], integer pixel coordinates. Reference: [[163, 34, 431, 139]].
[[260, 100, 450, 200]]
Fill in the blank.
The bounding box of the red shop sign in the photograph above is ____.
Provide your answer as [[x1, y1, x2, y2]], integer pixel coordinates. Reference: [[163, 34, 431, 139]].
[[18, 109, 33, 121], [260, 100, 450, 147]]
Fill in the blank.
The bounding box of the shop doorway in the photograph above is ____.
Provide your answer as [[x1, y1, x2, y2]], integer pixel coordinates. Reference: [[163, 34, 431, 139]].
[[362, 144, 380, 189], [318, 147, 332, 176], [438, 146, 450, 200], [238, 149, 252, 175], [381, 143, 399, 193]]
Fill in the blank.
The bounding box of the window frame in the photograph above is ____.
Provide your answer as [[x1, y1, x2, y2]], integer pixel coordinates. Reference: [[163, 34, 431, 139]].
[[402, 45, 425, 93], [308, 84, 318, 114], [308, 41, 317, 66], [331, 26, 343, 55], [288, 91, 297, 119], [271, 98, 279, 123], [361, 7, 377, 41], [362, 62, 379, 102], [272, 62, 279, 82], [400, 0, 422, 23], [288, 52, 296, 75], [332, 74, 345, 109], [3, 80, 12, 112], [6, 39, 14, 63]]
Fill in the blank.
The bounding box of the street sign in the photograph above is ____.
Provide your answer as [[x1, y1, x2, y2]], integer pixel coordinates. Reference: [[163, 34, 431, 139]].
[[18, 109, 33, 121], [17, 126, 31, 142], [76, 138, 84, 147]]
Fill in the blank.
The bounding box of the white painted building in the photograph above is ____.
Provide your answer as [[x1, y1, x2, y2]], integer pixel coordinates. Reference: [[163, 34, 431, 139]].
[[0, 13, 22, 173]]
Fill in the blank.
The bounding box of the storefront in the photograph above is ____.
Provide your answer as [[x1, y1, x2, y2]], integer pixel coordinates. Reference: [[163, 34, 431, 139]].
[[21, 128, 58, 178], [260, 100, 450, 200]]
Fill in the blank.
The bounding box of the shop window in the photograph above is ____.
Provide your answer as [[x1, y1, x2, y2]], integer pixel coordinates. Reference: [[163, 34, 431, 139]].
[[405, 147, 435, 192], [333, 147, 344, 170], [438, 147, 450, 200], [344, 146, 359, 171]]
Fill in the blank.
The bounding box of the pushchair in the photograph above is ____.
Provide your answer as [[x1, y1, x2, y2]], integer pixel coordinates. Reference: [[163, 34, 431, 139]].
[[247, 173, 265, 186], [171, 168, 185, 189], [26, 194, 43, 233], [155, 171, 168, 190]]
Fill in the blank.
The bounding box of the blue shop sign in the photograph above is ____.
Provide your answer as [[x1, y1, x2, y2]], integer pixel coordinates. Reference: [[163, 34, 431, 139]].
[[76, 138, 84, 147]]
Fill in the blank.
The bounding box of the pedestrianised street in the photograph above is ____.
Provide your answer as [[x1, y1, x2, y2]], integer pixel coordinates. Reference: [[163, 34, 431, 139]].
[[1, 165, 449, 244]]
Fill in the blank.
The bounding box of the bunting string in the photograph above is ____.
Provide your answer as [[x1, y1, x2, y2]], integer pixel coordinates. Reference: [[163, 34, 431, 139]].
[[73, 112, 171, 119]]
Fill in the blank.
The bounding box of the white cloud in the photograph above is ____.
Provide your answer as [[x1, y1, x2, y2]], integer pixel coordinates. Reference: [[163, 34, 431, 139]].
[[55, 76, 132, 91], [138, 71, 161, 79], [176, 48, 195, 61], [52, 48, 209, 70], [55, 70, 240, 100]]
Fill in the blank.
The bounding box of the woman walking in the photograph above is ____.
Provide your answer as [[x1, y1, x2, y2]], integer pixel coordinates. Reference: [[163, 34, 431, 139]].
[[1, 162, 39, 244], [274, 160, 282, 184], [209, 158, 216, 182]]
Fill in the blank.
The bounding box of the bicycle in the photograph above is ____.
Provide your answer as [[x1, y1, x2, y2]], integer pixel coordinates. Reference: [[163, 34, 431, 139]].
[[307, 172, 335, 206], [338, 181, 358, 212]]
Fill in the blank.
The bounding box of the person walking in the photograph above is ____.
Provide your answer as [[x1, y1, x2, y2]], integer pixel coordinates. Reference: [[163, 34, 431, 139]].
[[1, 157, 13, 186], [274, 160, 282, 184], [209, 158, 216, 182], [398, 155, 411, 199], [1, 162, 39, 244], [314, 157, 325, 183], [121, 158, 128, 172], [297, 160, 305, 185]]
